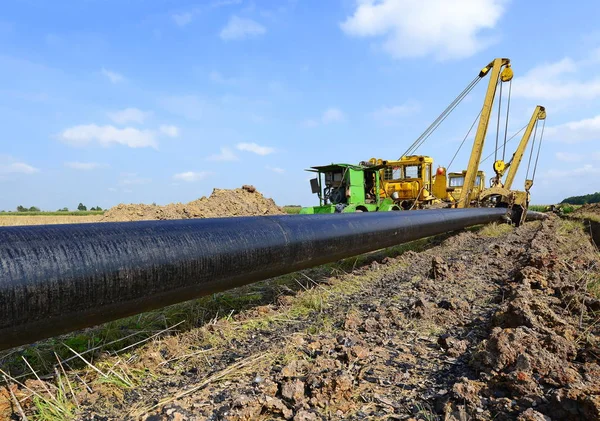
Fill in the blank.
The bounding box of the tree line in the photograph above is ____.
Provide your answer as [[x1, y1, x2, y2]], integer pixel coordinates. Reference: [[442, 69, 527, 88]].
[[13, 203, 103, 212], [561, 192, 600, 205]]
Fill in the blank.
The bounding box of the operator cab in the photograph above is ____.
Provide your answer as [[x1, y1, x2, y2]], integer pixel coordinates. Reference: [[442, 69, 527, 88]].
[[448, 171, 486, 202]]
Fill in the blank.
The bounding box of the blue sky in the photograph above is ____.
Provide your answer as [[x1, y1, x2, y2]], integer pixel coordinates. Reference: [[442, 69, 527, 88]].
[[1, 0, 600, 210]]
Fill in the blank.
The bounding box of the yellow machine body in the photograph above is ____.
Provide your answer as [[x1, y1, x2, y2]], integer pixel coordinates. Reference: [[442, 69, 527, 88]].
[[448, 170, 486, 203], [370, 155, 437, 209]]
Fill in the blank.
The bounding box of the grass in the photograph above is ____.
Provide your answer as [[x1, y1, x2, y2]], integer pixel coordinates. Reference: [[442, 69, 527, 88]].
[[528, 205, 549, 212], [0, 211, 104, 216], [571, 212, 600, 223], [588, 274, 600, 299], [282, 206, 302, 214], [0, 215, 104, 226], [478, 222, 514, 237], [0, 223, 508, 419], [528, 204, 582, 214]]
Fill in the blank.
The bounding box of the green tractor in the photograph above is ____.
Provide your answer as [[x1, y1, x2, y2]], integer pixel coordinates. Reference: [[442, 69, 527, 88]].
[[300, 163, 400, 214]]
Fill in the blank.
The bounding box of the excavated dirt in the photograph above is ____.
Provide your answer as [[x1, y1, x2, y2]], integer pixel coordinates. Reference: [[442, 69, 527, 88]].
[[1, 216, 598, 421], [573, 203, 600, 218], [102, 186, 283, 222]]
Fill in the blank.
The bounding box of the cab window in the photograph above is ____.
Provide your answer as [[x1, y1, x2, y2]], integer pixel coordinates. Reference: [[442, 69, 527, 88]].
[[449, 176, 464, 187]]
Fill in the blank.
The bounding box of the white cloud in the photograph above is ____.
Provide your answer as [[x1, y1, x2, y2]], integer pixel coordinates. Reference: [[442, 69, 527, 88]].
[[212, 0, 242, 6], [236, 142, 275, 156], [545, 115, 600, 143], [161, 95, 207, 120], [220, 16, 266, 40], [371, 102, 420, 124], [64, 162, 107, 170], [0, 159, 39, 174], [209, 70, 239, 85], [322, 107, 345, 124], [172, 12, 193, 27], [302, 119, 319, 128], [207, 147, 239, 161], [159, 125, 180, 138], [119, 173, 151, 185], [266, 166, 285, 174], [108, 187, 117, 192], [545, 164, 600, 179], [59, 125, 158, 149], [340, 0, 506, 60], [555, 152, 583, 163], [107, 108, 151, 125], [101, 68, 124, 84], [303, 107, 347, 128], [173, 171, 212, 182], [513, 52, 600, 101]]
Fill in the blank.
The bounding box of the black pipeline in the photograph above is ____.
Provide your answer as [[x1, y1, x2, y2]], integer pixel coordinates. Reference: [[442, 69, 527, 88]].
[[0, 208, 506, 350]]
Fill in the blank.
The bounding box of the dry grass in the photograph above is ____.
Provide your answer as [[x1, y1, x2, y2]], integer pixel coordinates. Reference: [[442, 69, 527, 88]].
[[0, 216, 103, 226], [478, 222, 514, 238], [573, 212, 600, 223]]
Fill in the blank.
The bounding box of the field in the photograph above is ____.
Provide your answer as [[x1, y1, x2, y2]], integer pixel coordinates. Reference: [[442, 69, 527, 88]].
[[0, 214, 103, 226], [0, 200, 599, 420]]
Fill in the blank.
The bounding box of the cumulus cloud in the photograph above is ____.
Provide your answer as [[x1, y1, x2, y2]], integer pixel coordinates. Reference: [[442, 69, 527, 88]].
[[302, 119, 319, 128], [59, 125, 158, 148], [207, 147, 239, 161], [0, 158, 39, 175], [159, 125, 180, 138], [236, 142, 275, 156], [322, 107, 345, 124], [554, 152, 588, 163], [371, 102, 420, 124], [101, 68, 124, 83], [513, 51, 600, 101], [173, 171, 212, 182], [209, 70, 239, 85], [545, 164, 600, 178], [161, 95, 208, 120], [545, 115, 600, 143], [172, 12, 193, 27], [119, 173, 151, 185], [64, 162, 107, 170], [266, 166, 285, 174], [340, 0, 506, 60], [304, 107, 346, 127], [220, 16, 266, 40], [107, 108, 151, 125]]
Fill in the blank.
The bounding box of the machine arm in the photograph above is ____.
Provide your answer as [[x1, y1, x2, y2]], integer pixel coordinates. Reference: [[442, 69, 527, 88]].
[[457, 58, 513, 208], [502, 105, 546, 190]]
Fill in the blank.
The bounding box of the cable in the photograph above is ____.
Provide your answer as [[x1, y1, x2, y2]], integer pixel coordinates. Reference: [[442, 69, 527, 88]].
[[525, 120, 539, 180], [447, 108, 482, 171], [531, 119, 545, 182], [402, 76, 481, 157], [502, 80, 512, 161], [494, 79, 502, 162], [481, 123, 528, 164]]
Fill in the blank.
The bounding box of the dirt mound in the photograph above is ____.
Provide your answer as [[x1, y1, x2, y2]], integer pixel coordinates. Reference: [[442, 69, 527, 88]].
[[446, 217, 600, 420], [102, 186, 284, 222], [573, 203, 600, 217]]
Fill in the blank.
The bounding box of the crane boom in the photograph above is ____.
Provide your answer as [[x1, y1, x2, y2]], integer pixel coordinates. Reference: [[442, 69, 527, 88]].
[[457, 58, 513, 208], [503, 105, 546, 190]]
